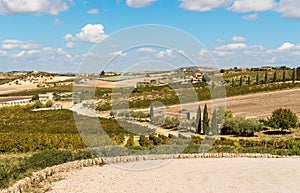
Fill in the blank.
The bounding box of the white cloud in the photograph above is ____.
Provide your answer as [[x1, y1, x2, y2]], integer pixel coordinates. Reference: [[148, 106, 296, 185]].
[[0, 50, 7, 56], [137, 47, 156, 53], [229, 0, 275, 13], [276, 42, 300, 51], [215, 38, 226, 43], [276, 0, 300, 20], [2, 40, 40, 50], [53, 18, 63, 25], [0, 0, 72, 15], [76, 24, 109, 44], [232, 36, 248, 42], [110, 51, 127, 57], [242, 13, 258, 21], [126, 0, 156, 8], [179, 0, 229, 12], [156, 49, 174, 58], [65, 42, 78, 49], [215, 43, 247, 51], [198, 48, 209, 57], [64, 34, 76, 42], [87, 8, 99, 14]]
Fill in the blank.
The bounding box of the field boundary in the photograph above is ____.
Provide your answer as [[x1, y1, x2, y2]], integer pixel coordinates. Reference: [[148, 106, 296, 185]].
[[2, 153, 300, 193]]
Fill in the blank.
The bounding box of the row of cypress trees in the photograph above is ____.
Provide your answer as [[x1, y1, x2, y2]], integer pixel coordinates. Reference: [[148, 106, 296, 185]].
[[195, 104, 218, 135], [232, 69, 296, 87]]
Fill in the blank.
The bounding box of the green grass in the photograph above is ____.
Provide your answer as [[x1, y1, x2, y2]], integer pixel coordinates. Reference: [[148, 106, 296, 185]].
[[0, 149, 95, 188]]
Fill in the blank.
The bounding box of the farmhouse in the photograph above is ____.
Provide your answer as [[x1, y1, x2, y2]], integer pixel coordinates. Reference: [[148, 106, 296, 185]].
[[0, 97, 33, 107]]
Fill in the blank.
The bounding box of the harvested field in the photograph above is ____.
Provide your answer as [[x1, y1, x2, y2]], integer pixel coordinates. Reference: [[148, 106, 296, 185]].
[[164, 88, 300, 119]]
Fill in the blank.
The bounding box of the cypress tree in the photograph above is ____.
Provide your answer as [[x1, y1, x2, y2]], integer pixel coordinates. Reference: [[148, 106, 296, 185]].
[[150, 105, 154, 121], [292, 68, 296, 83], [232, 78, 235, 87], [196, 105, 201, 134], [283, 70, 286, 82], [265, 71, 268, 83], [211, 109, 218, 136], [256, 73, 259, 85], [273, 71, 277, 83], [248, 76, 251, 86], [203, 104, 209, 135], [239, 76, 243, 86], [187, 112, 190, 120]]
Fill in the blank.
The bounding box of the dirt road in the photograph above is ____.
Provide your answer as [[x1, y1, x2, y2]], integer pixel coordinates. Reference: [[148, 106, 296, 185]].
[[47, 158, 300, 193]]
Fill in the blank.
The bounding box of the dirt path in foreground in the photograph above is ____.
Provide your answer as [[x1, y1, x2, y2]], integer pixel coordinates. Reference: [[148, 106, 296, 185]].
[[47, 158, 300, 193]]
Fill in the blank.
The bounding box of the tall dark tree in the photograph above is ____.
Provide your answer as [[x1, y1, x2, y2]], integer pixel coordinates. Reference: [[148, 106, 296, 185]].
[[265, 71, 268, 83], [273, 71, 277, 83], [256, 73, 259, 85], [187, 112, 191, 120], [283, 70, 286, 82], [248, 76, 251, 86], [231, 78, 235, 87], [292, 68, 296, 83], [211, 109, 218, 136], [149, 105, 154, 121], [239, 76, 243, 86], [203, 104, 209, 135], [196, 105, 201, 134]]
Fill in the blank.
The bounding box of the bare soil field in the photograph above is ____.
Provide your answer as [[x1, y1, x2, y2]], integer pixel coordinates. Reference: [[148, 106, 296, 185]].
[[47, 158, 300, 193], [164, 88, 300, 120], [0, 76, 74, 95]]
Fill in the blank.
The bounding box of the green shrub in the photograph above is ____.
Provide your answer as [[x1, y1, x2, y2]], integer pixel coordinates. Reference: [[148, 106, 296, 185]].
[[125, 135, 134, 147], [139, 135, 152, 147], [268, 108, 298, 131], [27, 149, 73, 169], [221, 116, 263, 136]]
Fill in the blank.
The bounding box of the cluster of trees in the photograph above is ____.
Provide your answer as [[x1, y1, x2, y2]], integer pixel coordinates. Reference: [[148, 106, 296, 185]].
[[231, 69, 297, 87]]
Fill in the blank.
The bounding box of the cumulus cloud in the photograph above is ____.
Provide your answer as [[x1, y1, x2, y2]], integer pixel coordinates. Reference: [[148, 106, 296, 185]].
[[2, 40, 40, 50], [215, 43, 247, 51], [232, 36, 248, 42], [76, 24, 109, 44], [276, 0, 300, 20], [126, 0, 156, 8], [0, 0, 72, 15], [156, 49, 174, 58], [179, 0, 229, 12], [87, 8, 99, 14], [53, 18, 63, 25], [137, 47, 156, 53], [242, 13, 258, 21], [0, 50, 7, 56], [276, 42, 300, 51], [64, 34, 76, 42], [228, 0, 275, 13], [65, 42, 78, 49]]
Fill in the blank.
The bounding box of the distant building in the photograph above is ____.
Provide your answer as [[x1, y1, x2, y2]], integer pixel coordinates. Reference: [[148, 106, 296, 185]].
[[38, 93, 54, 104], [0, 98, 33, 107]]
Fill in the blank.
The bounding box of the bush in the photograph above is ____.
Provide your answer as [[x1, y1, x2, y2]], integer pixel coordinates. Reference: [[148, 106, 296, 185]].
[[139, 135, 152, 147], [27, 149, 73, 169], [268, 108, 298, 131], [221, 116, 263, 137], [46, 100, 53, 107], [125, 135, 134, 147]]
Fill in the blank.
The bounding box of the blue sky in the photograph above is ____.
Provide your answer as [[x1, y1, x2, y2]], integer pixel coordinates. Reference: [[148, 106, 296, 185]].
[[1, 0, 300, 72]]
